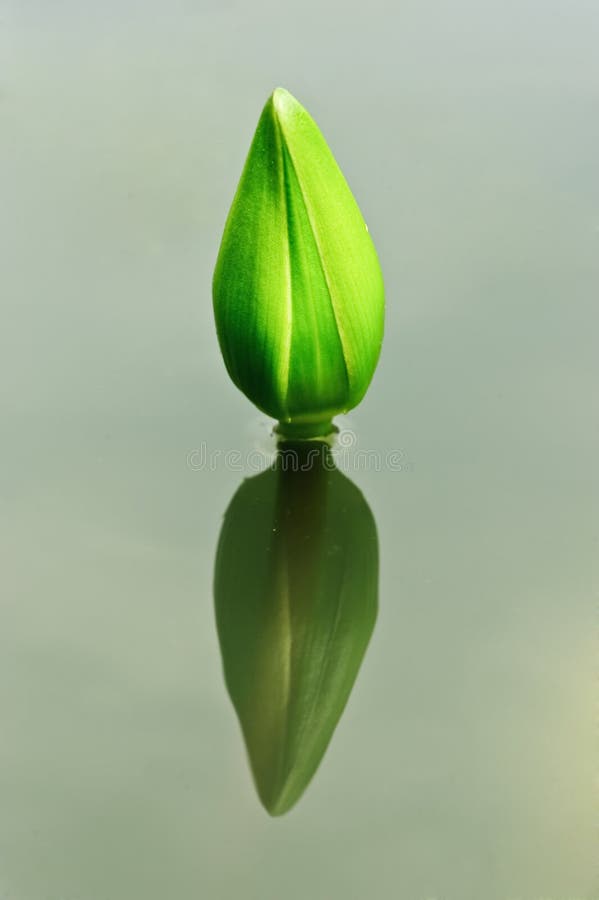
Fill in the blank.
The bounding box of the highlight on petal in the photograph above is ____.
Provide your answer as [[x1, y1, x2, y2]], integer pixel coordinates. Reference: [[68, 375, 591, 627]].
[[213, 88, 384, 434]]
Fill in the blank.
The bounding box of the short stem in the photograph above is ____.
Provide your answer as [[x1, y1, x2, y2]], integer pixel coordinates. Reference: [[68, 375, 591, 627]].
[[275, 419, 337, 441]]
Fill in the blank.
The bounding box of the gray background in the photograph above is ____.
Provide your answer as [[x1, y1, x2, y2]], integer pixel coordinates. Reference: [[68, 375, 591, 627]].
[[1, 0, 597, 898]]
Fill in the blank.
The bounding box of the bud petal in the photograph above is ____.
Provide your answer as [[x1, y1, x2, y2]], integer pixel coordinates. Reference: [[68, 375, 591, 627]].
[[213, 88, 384, 434]]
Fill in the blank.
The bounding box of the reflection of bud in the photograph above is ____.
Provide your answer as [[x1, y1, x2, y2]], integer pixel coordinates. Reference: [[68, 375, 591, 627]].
[[213, 88, 385, 438], [214, 443, 378, 816]]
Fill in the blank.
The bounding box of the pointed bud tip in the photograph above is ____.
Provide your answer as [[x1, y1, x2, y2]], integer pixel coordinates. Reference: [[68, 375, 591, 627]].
[[269, 86, 301, 121]]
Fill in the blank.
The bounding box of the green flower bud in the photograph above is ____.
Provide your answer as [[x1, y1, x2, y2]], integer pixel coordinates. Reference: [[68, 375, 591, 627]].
[[214, 443, 378, 815], [213, 88, 384, 438]]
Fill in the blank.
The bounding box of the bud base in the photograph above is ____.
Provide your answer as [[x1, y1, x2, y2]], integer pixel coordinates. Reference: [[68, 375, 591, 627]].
[[275, 419, 337, 442]]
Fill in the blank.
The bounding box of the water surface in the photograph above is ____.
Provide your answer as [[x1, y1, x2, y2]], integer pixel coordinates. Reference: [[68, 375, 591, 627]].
[[1, 1, 597, 897]]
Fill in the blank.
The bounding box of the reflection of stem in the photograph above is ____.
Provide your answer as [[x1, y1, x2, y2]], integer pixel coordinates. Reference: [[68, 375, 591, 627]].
[[275, 442, 330, 593]]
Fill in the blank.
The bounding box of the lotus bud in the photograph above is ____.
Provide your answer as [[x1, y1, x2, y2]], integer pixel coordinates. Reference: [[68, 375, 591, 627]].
[[214, 443, 378, 815], [213, 88, 384, 438]]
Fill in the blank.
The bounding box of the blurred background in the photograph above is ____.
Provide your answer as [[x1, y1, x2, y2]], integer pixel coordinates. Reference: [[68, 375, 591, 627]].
[[1, 1, 597, 898]]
